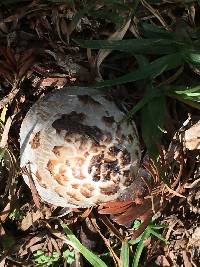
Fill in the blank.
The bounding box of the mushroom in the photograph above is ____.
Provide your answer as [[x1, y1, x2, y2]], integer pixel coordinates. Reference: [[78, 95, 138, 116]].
[[20, 87, 141, 208]]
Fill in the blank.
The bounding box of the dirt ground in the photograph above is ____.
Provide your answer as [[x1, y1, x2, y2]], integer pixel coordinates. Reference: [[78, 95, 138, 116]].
[[0, 1, 199, 266]]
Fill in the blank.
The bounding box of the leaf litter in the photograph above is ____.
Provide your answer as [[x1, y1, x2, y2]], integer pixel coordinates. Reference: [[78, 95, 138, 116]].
[[0, 1, 199, 266]]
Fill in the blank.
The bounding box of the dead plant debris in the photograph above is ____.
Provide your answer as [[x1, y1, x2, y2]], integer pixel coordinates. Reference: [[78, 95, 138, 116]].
[[0, 1, 199, 266]]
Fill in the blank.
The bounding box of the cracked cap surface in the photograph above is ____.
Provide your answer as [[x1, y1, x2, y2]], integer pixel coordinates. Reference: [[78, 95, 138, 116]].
[[20, 87, 141, 208]]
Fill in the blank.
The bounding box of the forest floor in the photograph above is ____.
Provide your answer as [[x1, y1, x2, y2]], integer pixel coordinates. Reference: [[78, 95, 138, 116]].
[[0, 1, 199, 266]]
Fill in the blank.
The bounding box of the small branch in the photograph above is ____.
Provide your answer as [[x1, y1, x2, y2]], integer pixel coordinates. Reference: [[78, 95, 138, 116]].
[[0, 85, 19, 110], [0, 116, 12, 148]]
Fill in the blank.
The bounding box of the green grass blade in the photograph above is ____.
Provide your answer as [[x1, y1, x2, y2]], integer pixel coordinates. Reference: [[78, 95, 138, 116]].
[[71, 8, 88, 26], [184, 51, 200, 67], [168, 93, 200, 110], [93, 53, 182, 88], [126, 86, 164, 120], [128, 235, 142, 245], [141, 87, 166, 159], [75, 38, 182, 55], [0, 148, 5, 161], [172, 85, 200, 101], [89, 9, 124, 25], [120, 241, 129, 267], [132, 241, 145, 267], [149, 223, 166, 230], [140, 22, 175, 39], [132, 230, 150, 267], [62, 224, 108, 267], [167, 84, 200, 109], [149, 229, 167, 244]]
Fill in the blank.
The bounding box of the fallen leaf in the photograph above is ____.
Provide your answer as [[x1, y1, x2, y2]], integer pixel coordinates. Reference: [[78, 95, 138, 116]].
[[182, 250, 192, 267], [184, 120, 200, 150], [155, 255, 171, 267], [20, 210, 42, 231], [0, 116, 12, 148], [98, 200, 133, 215], [19, 235, 43, 256], [95, 19, 131, 76]]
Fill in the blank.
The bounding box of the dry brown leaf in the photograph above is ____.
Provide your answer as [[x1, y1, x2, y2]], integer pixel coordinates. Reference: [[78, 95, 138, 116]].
[[155, 255, 171, 267], [184, 121, 200, 150], [0, 60, 14, 72], [50, 237, 61, 253], [0, 19, 8, 33], [0, 117, 12, 148], [0, 66, 14, 83], [182, 251, 192, 267], [20, 210, 42, 231], [52, 9, 67, 45], [95, 19, 131, 75], [98, 200, 133, 215], [19, 236, 43, 256], [115, 196, 162, 228], [164, 184, 186, 198], [0, 86, 19, 109], [0, 0, 36, 26], [47, 238, 53, 253], [188, 227, 200, 248], [19, 48, 34, 66], [79, 216, 100, 250], [60, 17, 70, 43], [0, 202, 10, 222], [18, 56, 35, 80], [100, 215, 123, 241], [0, 47, 16, 66], [6, 47, 17, 66], [22, 165, 42, 210], [114, 201, 151, 226], [126, 197, 163, 239], [90, 214, 120, 267], [140, 0, 170, 31], [30, 243, 45, 253], [79, 206, 93, 219]]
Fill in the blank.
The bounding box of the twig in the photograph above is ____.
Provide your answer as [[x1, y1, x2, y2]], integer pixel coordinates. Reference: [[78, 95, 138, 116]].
[[0, 85, 19, 110], [90, 213, 120, 267], [140, 0, 171, 31], [164, 184, 186, 198], [0, 116, 12, 148], [185, 178, 200, 189], [22, 164, 42, 210], [172, 153, 184, 189]]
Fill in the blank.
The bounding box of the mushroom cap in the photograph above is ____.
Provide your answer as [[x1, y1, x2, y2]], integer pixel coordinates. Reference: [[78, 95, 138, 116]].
[[20, 87, 141, 208]]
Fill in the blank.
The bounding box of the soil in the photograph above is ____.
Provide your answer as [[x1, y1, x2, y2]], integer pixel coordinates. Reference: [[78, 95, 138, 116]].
[[0, 1, 199, 266]]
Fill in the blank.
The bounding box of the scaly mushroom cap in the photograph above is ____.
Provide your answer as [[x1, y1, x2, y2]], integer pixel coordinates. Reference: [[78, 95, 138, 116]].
[[20, 87, 141, 208]]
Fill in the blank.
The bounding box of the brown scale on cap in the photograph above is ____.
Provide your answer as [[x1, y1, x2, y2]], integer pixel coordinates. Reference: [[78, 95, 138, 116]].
[[71, 183, 79, 189], [66, 191, 83, 202], [128, 134, 134, 144], [30, 132, 41, 149], [53, 114, 104, 145], [35, 170, 42, 181], [88, 145, 131, 188], [102, 116, 115, 127], [77, 95, 101, 106], [100, 183, 119, 195], [36, 171, 47, 189], [80, 186, 93, 198], [47, 159, 69, 185], [122, 170, 134, 186]]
